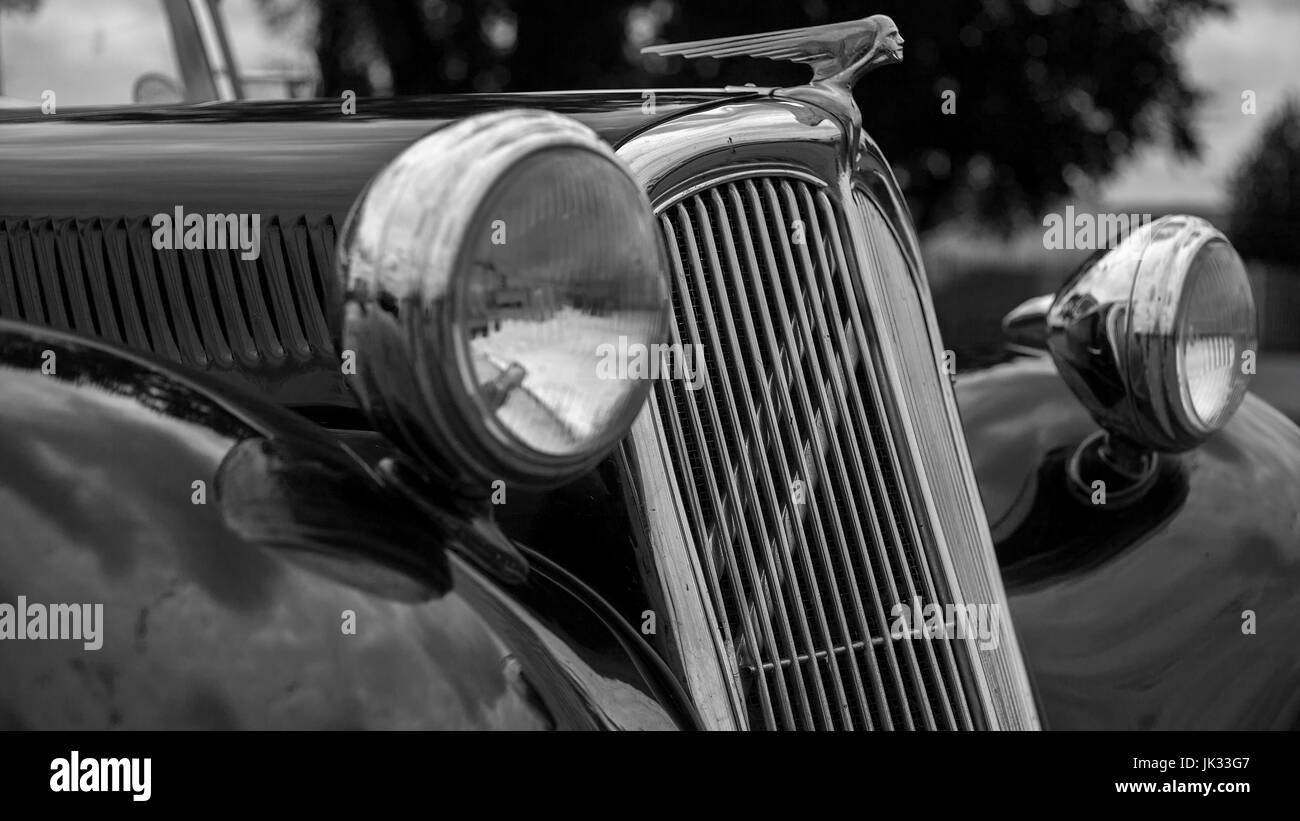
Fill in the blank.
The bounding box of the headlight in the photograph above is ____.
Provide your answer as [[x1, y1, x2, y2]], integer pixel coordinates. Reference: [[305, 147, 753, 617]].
[[338, 110, 669, 489], [1047, 215, 1256, 452]]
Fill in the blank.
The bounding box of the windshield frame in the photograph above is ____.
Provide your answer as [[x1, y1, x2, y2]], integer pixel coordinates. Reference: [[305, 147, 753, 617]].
[[194, 0, 239, 100]]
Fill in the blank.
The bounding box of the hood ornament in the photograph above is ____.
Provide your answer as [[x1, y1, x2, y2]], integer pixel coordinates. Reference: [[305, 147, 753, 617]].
[[642, 14, 903, 144]]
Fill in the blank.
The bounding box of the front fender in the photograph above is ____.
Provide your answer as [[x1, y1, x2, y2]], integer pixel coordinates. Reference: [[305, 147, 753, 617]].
[[958, 354, 1300, 729], [0, 321, 693, 730]]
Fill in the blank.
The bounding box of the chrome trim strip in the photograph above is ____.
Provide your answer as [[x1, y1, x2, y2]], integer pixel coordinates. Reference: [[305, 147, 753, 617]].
[[191, 0, 238, 101], [621, 399, 741, 730], [843, 181, 1039, 729]]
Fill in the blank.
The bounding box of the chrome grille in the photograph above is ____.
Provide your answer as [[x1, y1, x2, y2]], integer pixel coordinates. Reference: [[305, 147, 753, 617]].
[[654, 175, 975, 730]]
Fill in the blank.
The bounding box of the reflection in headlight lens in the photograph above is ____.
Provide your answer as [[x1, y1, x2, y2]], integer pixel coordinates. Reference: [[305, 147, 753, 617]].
[[455, 147, 668, 456]]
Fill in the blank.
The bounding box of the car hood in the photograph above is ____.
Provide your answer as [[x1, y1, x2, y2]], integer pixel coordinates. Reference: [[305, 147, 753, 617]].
[[0, 90, 752, 220]]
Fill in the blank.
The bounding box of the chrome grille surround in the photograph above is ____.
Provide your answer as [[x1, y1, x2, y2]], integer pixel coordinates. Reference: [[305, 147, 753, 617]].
[[617, 97, 1039, 731]]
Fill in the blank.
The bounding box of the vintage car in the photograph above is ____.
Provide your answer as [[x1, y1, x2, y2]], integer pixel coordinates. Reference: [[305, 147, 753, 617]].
[[1, 1, 1297, 731]]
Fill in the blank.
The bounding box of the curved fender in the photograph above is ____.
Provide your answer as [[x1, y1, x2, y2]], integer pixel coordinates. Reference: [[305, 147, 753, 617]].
[[957, 355, 1300, 729], [0, 322, 693, 730]]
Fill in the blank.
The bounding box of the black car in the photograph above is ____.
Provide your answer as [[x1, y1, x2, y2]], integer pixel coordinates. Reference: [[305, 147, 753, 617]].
[[1, 0, 1297, 731]]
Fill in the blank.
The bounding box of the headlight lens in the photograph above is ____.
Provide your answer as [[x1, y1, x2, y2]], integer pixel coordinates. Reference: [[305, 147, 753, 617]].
[[339, 110, 669, 489], [456, 147, 666, 457], [1175, 241, 1255, 433]]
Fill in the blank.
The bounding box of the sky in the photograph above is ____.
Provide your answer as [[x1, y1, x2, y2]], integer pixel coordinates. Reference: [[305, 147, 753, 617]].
[[1101, 0, 1300, 209]]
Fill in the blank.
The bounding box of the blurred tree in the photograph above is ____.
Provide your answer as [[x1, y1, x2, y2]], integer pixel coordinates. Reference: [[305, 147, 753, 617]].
[[291, 0, 1228, 230], [1228, 99, 1300, 263]]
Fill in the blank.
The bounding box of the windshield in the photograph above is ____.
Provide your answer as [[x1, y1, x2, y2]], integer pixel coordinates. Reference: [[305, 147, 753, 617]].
[[0, 0, 212, 108], [214, 0, 319, 100], [0, 0, 321, 108]]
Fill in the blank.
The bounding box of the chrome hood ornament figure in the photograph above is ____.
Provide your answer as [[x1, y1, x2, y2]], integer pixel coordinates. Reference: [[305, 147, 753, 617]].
[[643, 14, 904, 139]]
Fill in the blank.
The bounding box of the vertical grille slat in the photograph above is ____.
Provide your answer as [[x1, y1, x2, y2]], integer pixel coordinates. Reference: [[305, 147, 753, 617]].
[[655, 173, 982, 730], [857, 213, 956, 722], [77, 219, 124, 344], [154, 234, 209, 370], [707, 186, 840, 729], [681, 202, 811, 727], [180, 249, 236, 369], [654, 293, 747, 708], [810, 189, 941, 730], [101, 219, 152, 351], [235, 254, 287, 366], [260, 220, 313, 362], [821, 191, 966, 727], [52, 220, 97, 335], [785, 182, 921, 728], [125, 220, 184, 363], [662, 208, 785, 729], [285, 217, 335, 356], [208, 250, 263, 368], [850, 194, 977, 729], [764, 177, 911, 728], [0, 223, 26, 319], [31, 219, 71, 330], [5, 220, 47, 323], [723, 182, 863, 729]]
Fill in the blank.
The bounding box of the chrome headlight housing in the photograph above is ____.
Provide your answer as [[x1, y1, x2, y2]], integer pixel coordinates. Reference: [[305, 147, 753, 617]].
[[338, 110, 669, 489], [1047, 215, 1257, 452]]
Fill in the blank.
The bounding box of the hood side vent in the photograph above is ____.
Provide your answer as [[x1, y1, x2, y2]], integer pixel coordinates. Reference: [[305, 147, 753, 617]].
[[0, 215, 338, 373]]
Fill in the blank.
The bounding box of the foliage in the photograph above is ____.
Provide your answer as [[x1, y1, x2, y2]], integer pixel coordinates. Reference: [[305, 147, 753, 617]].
[[1228, 99, 1300, 263], [259, 0, 1229, 230]]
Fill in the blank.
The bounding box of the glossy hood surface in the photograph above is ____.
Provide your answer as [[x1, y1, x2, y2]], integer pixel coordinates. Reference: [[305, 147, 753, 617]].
[[958, 354, 1300, 729], [0, 91, 752, 220]]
